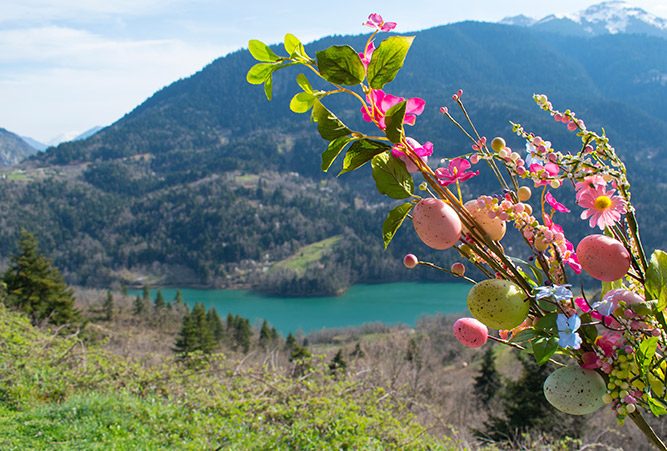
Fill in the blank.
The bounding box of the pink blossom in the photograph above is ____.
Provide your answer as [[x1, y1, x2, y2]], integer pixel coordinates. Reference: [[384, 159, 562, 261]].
[[574, 297, 591, 313], [545, 192, 570, 213], [581, 351, 601, 369], [363, 13, 397, 32], [392, 137, 433, 173], [596, 332, 625, 357], [577, 185, 627, 230], [358, 41, 375, 68], [575, 175, 606, 201], [435, 157, 479, 186], [361, 89, 425, 130], [564, 241, 582, 274]]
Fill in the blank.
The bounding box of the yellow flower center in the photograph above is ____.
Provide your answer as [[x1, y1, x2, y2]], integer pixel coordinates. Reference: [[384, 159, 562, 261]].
[[594, 195, 612, 210]]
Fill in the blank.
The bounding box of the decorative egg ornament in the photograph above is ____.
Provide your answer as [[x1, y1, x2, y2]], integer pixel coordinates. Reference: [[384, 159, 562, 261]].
[[463, 200, 506, 242], [466, 279, 529, 330], [543, 367, 607, 415], [453, 318, 488, 348], [412, 198, 462, 250], [576, 235, 631, 281]]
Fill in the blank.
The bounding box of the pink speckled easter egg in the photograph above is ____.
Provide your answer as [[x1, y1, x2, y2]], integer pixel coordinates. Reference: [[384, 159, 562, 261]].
[[412, 198, 462, 250], [453, 317, 488, 348], [576, 235, 630, 282]]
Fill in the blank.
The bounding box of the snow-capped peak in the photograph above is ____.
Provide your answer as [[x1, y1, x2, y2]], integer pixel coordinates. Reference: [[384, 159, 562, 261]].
[[500, 1, 667, 38]]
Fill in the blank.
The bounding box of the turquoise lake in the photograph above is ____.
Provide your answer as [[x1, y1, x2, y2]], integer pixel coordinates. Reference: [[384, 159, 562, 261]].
[[130, 283, 469, 334]]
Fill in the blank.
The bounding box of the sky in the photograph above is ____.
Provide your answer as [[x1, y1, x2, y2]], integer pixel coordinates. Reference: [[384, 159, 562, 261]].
[[2, 0, 667, 143]]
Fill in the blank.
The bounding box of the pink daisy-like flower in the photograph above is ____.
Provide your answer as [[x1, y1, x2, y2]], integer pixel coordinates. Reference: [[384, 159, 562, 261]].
[[435, 157, 479, 186], [575, 175, 606, 201], [363, 13, 397, 32], [577, 185, 626, 230], [392, 137, 433, 173], [360, 89, 425, 130], [545, 192, 570, 213]]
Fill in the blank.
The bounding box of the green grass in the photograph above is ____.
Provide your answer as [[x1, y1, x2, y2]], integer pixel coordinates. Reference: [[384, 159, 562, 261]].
[[272, 235, 342, 276], [5, 171, 30, 181], [0, 304, 451, 449]]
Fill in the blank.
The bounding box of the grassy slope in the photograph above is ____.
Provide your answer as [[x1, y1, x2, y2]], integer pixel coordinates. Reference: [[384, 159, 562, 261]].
[[271, 235, 342, 276], [0, 305, 451, 449]]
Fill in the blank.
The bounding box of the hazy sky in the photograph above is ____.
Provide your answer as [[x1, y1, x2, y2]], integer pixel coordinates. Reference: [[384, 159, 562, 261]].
[[2, 0, 667, 143]]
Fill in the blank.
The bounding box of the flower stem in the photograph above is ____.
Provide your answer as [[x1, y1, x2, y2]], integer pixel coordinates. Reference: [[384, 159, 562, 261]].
[[627, 410, 667, 450]]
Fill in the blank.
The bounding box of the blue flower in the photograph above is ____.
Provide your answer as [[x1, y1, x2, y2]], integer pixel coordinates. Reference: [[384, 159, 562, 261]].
[[534, 285, 572, 303], [557, 313, 582, 350]]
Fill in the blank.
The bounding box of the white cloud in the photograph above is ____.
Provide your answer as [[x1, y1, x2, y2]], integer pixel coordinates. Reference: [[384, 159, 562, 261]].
[[0, 25, 227, 142]]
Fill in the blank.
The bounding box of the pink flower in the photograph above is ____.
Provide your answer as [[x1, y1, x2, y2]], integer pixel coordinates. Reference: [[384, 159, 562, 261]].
[[564, 241, 582, 274], [363, 13, 397, 32], [358, 41, 375, 68], [392, 137, 433, 173], [574, 297, 591, 313], [361, 89, 425, 130], [596, 331, 625, 357], [435, 157, 479, 186], [577, 185, 626, 230], [545, 192, 570, 213], [529, 162, 559, 186], [581, 351, 601, 369], [575, 175, 606, 201]]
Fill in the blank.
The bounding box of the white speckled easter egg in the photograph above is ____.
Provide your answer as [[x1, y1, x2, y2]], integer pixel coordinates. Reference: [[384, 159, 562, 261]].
[[463, 200, 506, 241], [412, 198, 462, 250], [452, 317, 488, 348], [576, 235, 630, 282], [467, 279, 529, 330], [544, 367, 606, 415]]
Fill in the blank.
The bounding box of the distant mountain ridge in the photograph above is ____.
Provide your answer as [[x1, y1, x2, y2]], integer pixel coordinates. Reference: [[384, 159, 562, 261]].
[[2, 19, 667, 293], [0, 128, 39, 167], [502, 1, 667, 38]]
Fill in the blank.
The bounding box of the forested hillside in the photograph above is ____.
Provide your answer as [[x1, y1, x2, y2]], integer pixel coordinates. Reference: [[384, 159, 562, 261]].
[[2, 22, 667, 294]]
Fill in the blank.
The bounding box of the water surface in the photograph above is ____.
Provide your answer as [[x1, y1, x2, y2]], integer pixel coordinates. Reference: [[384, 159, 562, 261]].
[[130, 282, 469, 334]]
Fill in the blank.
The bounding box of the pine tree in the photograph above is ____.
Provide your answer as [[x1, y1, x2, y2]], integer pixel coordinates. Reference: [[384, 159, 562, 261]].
[[481, 352, 583, 442], [154, 289, 165, 309], [103, 290, 114, 321], [350, 342, 365, 358], [474, 346, 501, 405], [3, 230, 80, 326], [259, 320, 272, 348], [173, 303, 216, 356], [173, 311, 197, 355], [235, 317, 252, 353], [206, 308, 225, 342], [329, 349, 347, 375], [132, 295, 144, 315], [142, 286, 150, 302], [285, 332, 296, 351], [174, 289, 184, 305]]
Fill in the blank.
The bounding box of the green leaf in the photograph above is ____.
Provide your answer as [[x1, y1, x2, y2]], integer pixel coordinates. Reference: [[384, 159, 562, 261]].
[[321, 136, 353, 172], [535, 313, 558, 333], [646, 250, 667, 311], [316, 45, 366, 86], [248, 40, 280, 62], [296, 74, 313, 93], [636, 336, 659, 374], [246, 63, 276, 85], [384, 101, 406, 144], [367, 36, 414, 89], [371, 152, 414, 199], [290, 92, 316, 113], [509, 328, 536, 344], [284, 33, 306, 57], [649, 397, 667, 416], [339, 140, 390, 175], [263, 75, 273, 101], [532, 337, 559, 365], [382, 203, 413, 249], [508, 257, 545, 286], [311, 100, 351, 141]]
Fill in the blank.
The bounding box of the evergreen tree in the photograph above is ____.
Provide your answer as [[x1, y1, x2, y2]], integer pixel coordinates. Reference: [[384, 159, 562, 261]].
[[234, 317, 252, 353], [132, 295, 144, 315], [142, 286, 150, 302], [285, 332, 296, 351], [474, 346, 501, 405], [329, 349, 347, 375], [289, 343, 312, 377], [481, 352, 583, 442], [103, 290, 114, 321], [173, 303, 216, 356], [206, 308, 225, 342], [174, 311, 197, 355], [269, 326, 279, 341], [154, 289, 165, 309], [3, 230, 79, 326], [174, 289, 184, 305], [259, 320, 272, 348], [350, 342, 365, 359]]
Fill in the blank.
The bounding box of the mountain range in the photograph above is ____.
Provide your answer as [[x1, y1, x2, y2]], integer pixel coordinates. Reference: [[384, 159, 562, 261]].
[[0, 128, 39, 167], [2, 2, 667, 294]]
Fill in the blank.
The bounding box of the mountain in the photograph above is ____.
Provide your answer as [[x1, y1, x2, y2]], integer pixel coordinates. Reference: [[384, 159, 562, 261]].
[[502, 1, 667, 38], [0, 128, 39, 167], [20, 135, 47, 151], [74, 126, 103, 141], [3, 21, 667, 293]]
